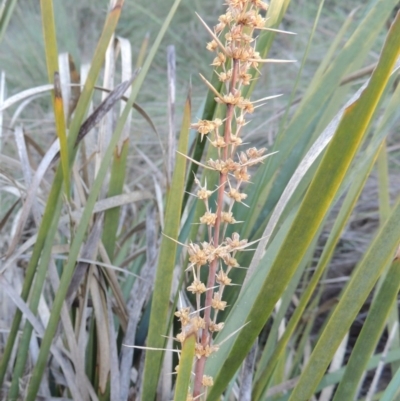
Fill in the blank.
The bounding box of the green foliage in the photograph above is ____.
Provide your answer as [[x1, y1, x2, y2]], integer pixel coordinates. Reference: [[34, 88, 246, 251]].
[[174, 333, 196, 401], [1, 0, 400, 400]]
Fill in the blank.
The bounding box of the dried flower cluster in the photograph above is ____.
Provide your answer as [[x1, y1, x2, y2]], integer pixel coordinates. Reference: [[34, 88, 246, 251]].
[[175, 0, 277, 398]]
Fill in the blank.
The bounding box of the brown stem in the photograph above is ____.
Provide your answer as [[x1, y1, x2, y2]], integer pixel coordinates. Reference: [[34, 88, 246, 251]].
[[193, 173, 227, 397], [193, 59, 239, 398]]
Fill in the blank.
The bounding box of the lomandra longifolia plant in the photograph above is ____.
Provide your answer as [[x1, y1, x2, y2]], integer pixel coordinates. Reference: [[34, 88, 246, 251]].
[[174, 0, 287, 398]]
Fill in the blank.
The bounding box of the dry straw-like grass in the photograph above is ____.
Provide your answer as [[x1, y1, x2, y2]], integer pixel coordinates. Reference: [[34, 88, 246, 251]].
[[1, 0, 400, 400]]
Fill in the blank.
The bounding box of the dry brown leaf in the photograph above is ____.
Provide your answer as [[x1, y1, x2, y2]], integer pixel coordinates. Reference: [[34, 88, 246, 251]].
[[119, 205, 159, 400], [90, 271, 111, 394]]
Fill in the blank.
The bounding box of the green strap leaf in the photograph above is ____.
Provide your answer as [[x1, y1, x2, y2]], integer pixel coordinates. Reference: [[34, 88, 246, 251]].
[[174, 333, 196, 401], [332, 259, 400, 400], [205, 10, 400, 401], [141, 86, 190, 400], [41, 1, 70, 195], [252, 142, 379, 400]]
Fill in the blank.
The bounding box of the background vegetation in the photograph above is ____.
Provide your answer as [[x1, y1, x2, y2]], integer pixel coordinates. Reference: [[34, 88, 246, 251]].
[[0, 0, 400, 400]]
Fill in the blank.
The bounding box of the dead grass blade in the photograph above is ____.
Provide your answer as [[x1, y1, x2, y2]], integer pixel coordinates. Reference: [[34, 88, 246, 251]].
[[13, 124, 41, 225], [135, 146, 165, 184], [161, 331, 173, 400], [23, 132, 46, 159], [58, 53, 72, 120], [9, 95, 47, 128], [14, 125, 32, 186], [238, 342, 257, 401], [96, 32, 115, 172], [0, 154, 22, 170], [54, 191, 152, 228], [58, 53, 80, 122], [0, 199, 20, 232], [94, 86, 159, 138], [365, 324, 398, 401], [0, 84, 53, 112], [53, 254, 142, 279], [1, 234, 37, 274], [5, 139, 60, 257], [76, 269, 92, 372], [0, 275, 84, 400], [13, 124, 41, 210], [153, 176, 164, 231], [166, 45, 176, 186], [119, 205, 158, 400], [91, 191, 153, 213], [90, 270, 111, 395], [115, 36, 133, 148], [69, 55, 81, 119], [65, 215, 103, 307], [107, 292, 121, 401], [75, 73, 138, 147], [318, 334, 348, 401], [38, 73, 137, 175], [98, 35, 134, 261], [0, 71, 5, 151], [98, 242, 128, 331], [47, 261, 93, 401]]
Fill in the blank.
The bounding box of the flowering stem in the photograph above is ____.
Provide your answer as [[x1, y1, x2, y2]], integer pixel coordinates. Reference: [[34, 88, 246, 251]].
[[193, 59, 239, 397], [175, 2, 278, 399]]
